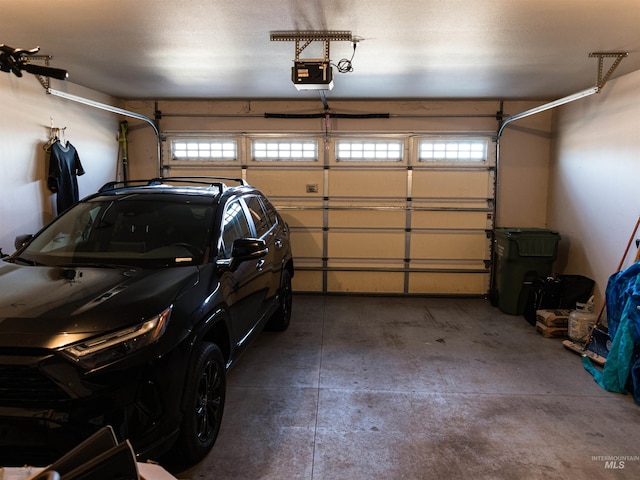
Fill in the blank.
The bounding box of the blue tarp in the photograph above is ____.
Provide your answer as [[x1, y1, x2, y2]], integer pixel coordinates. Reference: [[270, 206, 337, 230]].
[[583, 261, 640, 402]]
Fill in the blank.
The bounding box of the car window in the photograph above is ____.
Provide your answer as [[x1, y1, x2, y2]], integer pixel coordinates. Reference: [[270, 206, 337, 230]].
[[245, 195, 272, 238], [260, 196, 278, 226], [18, 196, 214, 267], [220, 200, 252, 258]]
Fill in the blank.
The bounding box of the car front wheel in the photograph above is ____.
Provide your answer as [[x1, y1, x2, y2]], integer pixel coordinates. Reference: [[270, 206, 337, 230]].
[[176, 341, 226, 465]]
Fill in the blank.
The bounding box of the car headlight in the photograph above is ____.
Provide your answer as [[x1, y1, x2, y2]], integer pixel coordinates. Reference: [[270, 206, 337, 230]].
[[61, 307, 171, 370]]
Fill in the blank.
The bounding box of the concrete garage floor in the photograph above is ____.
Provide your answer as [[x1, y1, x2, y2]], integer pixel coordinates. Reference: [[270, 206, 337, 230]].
[[176, 295, 640, 480]]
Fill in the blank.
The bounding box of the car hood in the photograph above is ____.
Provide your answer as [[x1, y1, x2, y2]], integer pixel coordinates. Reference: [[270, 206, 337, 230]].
[[0, 262, 199, 349]]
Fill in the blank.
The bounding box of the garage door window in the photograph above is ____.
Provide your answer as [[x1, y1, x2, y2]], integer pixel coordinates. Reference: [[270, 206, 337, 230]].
[[171, 139, 237, 161], [335, 140, 403, 162], [418, 139, 487, 162], [251, 140, 318, 162]]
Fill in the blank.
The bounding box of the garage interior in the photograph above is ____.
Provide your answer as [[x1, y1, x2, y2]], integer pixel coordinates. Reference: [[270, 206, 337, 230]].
[[2, 0, 640, 478], [177, 295, 640, 479]]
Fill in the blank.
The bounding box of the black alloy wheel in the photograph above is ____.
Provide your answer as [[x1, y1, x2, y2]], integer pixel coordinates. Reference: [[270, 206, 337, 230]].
[[175, 341, 226, 465]]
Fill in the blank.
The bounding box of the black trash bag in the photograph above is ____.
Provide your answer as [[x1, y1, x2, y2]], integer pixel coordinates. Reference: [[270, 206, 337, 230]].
[[523, 274, 595, 325], [523, 276, 563, 325], [557, 274, 596, 308]]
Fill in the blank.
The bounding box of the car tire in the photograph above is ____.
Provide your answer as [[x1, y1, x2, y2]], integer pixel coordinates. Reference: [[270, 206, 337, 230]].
[[175, 341, 226, 465], [266, 268, 292, 331]]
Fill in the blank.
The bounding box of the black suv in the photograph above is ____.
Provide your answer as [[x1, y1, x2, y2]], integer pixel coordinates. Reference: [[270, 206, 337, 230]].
[[0, 177, 293, 466]]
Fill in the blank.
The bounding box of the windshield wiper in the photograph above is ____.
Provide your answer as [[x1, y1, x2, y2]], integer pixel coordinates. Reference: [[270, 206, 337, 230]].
[[56, 262, 137, 270]]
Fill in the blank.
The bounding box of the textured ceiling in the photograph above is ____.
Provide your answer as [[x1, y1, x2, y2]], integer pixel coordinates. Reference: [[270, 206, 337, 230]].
[[2, 0, 639, 101]]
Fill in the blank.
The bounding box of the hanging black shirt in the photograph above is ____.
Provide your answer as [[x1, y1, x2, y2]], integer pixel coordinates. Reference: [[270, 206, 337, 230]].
[[47, 141, 85, 214]]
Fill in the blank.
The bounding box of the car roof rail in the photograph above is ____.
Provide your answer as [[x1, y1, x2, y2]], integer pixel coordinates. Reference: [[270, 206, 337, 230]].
[[98, 176, 248, 193]]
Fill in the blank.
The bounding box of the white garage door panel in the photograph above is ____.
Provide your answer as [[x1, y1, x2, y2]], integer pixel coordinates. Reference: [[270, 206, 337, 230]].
[[329, 209, 406, 228], [412, 170, 491, 198], [329, 170, 406, 197], [166, 166, 243, 179], [411, 232, 487, 259], [246, 169, 324, 198], [328, 232, 405, 259], [327, 259, 404, 268], [290, 230, 323, 258], [279, 209, 323, 229], [412, 210, 489, 229], [292, 270, 323, 292], [327, 271, 405, 293], [409, 272, 486, 294], [410, 259, 486, 270], [330, 199, 406, 209]]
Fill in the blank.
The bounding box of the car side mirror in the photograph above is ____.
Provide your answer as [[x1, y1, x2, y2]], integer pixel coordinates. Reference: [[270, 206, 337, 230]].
[[14, 234, 33, 251], [232, 238, 268, 260], [217, 238, 268, 271]]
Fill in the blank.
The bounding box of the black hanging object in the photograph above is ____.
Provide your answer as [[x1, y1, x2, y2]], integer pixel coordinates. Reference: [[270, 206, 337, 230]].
[[0, 43, 68, 80]]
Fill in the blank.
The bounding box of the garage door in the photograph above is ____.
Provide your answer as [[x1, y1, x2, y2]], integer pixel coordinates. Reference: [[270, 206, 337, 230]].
[[163, 133, 495, 295]]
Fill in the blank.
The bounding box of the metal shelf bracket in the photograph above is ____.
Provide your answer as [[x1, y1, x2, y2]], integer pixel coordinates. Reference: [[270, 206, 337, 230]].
[[270, 30, 352, 62], [498, 51, 629, 137], [589, 51, 629, 92]]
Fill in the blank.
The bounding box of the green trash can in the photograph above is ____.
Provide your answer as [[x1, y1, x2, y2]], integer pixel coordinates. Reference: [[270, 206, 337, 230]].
[[493, 228, 561, 315]]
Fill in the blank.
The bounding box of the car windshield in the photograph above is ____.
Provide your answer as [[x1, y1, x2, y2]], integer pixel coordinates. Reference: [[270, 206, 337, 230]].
[[15, 194, 216, 267]]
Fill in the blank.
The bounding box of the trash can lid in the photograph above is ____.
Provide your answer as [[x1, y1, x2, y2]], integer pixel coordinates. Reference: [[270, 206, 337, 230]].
[[495, 227, 560, 237], [495, 228, 561, 257]]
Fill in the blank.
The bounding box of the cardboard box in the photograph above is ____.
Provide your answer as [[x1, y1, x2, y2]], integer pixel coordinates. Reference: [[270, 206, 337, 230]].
[[535, 321, 568, 338], [536, 309, 571, 328], [1, 463, 178, 480]]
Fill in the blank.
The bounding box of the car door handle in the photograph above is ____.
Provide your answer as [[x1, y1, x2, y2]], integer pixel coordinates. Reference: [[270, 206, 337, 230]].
[[275, 238, 283, 249], [256, 259, 266, 271]]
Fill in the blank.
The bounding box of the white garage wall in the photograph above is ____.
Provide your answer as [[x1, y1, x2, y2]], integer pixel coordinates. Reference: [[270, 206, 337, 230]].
[[497, 103, 554, 227], [549, 69, 640, 312], [0, 75, 121, 254]]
